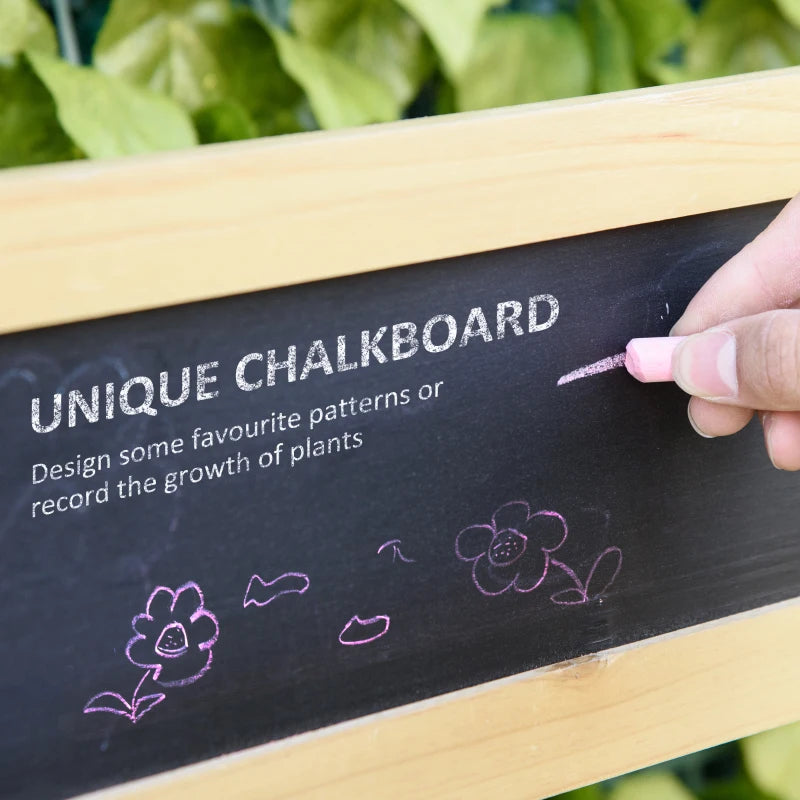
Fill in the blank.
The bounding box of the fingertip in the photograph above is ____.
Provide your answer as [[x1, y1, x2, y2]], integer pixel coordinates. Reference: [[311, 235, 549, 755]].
[[687, 397, 753, 438], [687, 401, 715, 438], [763, 411, 800, 471], [669, 319, 688, 337]]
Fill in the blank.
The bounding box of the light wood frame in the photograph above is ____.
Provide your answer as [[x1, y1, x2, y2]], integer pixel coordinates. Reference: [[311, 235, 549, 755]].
[[1, 67, 799, 799]]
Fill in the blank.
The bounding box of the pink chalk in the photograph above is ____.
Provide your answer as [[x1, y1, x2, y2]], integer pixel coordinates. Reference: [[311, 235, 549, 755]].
[[625, 337, 686, 383]]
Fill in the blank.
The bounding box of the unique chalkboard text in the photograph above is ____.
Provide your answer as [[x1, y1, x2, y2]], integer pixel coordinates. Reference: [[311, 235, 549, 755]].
[[30, 295, 559, 434]]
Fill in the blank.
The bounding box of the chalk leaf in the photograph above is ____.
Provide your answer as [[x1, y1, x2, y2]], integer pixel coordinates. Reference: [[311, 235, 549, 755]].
[[132, 693, 166, 722]]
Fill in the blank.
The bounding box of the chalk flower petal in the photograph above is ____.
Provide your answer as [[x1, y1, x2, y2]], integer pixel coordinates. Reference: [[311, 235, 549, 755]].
[[525, 511, 569, 553], [511, 549, 549, 592], [172, 582, 204, 620], [455, 524, 494, 561], [145, 587, 174, 618], [472, 555, 517, 596], [491, 500, 530, 533]]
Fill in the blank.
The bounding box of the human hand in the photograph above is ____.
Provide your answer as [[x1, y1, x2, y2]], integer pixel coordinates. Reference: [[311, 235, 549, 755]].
[[671, 194, 800, 470]]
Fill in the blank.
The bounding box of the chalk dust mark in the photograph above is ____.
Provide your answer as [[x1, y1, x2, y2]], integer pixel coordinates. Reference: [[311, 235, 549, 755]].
[[557, 352, 627, 386]]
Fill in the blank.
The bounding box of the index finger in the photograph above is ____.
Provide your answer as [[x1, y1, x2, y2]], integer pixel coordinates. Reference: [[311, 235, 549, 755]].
[[671, 193, 800, 336]]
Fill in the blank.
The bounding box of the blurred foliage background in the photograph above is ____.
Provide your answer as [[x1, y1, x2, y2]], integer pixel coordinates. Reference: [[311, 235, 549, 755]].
[[552, 722, 800, 799], [3, 0, 800, 168], [2, 0, 800, 793]]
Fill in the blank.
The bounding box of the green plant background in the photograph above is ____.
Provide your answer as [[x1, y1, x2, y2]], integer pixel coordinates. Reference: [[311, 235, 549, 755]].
[[4, 0, 800, 168], [2, 1, 800, 796]]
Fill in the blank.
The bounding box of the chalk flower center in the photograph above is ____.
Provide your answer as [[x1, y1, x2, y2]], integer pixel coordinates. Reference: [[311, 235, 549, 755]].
[[155, 621, 189, 657], [488, 529, 527, 567]]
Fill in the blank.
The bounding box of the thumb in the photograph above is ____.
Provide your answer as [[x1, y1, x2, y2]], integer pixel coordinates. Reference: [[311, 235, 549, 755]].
[[672, 309, 800, 411]]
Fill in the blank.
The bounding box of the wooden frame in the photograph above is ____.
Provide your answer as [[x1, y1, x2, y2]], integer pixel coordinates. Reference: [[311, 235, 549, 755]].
[[87, 599, 800, 800], [1, 67, 799, 799], [2, 67, 800, 334]]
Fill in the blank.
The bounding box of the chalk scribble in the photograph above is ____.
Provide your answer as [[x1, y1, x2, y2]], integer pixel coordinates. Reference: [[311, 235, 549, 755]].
[[557, 352, 627, 386], [377, 539, 415, 564]]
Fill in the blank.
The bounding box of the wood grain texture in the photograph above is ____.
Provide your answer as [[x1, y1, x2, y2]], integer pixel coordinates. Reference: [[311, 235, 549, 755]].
[[83, 600, 800, 800], [1, 68, 800, 334]]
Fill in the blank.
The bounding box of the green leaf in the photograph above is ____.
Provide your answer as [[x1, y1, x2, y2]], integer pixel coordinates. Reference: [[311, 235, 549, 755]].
[[454, 13, 590, 112], [394, 0, 503, 79], [214, 10, 307, 137], [699, 776, 780, 800], [578, 0, 638, 93], [613, 0, 693, 82], [27, 51, 197, 159], [551, 786, 606, 800], [0, 0, 57, 57], [290, 0, 435, 107], [94, 0, 232, 111], [684, 0, 800, 80], [193, 100, 258, 143], [0, 59, 77, 168], [774, 0, 800, 28], [269, 27, 399, 129], [743, 721, 800, 800], [609, 773, 697, 800]]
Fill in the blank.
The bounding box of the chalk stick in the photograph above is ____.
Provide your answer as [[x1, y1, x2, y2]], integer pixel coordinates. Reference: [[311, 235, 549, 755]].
[[625, 336, 686, 383]]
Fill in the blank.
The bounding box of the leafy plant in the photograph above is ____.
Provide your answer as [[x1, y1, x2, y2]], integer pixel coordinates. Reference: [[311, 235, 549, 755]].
[[550, 721, 800, 800], [4, 0, 800, 168]]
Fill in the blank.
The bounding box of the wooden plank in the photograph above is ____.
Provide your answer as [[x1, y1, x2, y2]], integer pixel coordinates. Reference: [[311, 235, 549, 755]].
[[0, 68, 798, 333], [83, 600, 800, 800]]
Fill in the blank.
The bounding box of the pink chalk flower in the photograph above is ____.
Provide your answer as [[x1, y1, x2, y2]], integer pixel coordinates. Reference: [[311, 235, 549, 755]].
[[126, 581, 219, 687], [85, 580, 219, 724], [455, 501, 568, 596]]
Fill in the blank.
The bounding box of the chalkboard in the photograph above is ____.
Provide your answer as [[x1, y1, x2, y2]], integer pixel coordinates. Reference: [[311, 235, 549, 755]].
[[1, 200, 798, 800]]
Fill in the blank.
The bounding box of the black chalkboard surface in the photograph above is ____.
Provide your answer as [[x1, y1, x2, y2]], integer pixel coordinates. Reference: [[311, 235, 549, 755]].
[[1, 201, 798, 800]]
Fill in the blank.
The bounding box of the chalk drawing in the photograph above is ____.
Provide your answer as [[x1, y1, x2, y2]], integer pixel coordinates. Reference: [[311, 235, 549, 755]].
[[377, 539, 415, 564], [557, 352, 627, 386], [338, 615, 391, 646], [550, 548, 623, 605], [84, 581, 219, 724], [455, 501, 622, 604], [243, 572, 310, 608]]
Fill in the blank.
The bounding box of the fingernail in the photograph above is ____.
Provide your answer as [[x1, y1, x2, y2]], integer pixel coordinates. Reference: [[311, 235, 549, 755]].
[[673, 329, 738, 399], [687, 404, 715, 438], [762, 412, 783, 469]]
